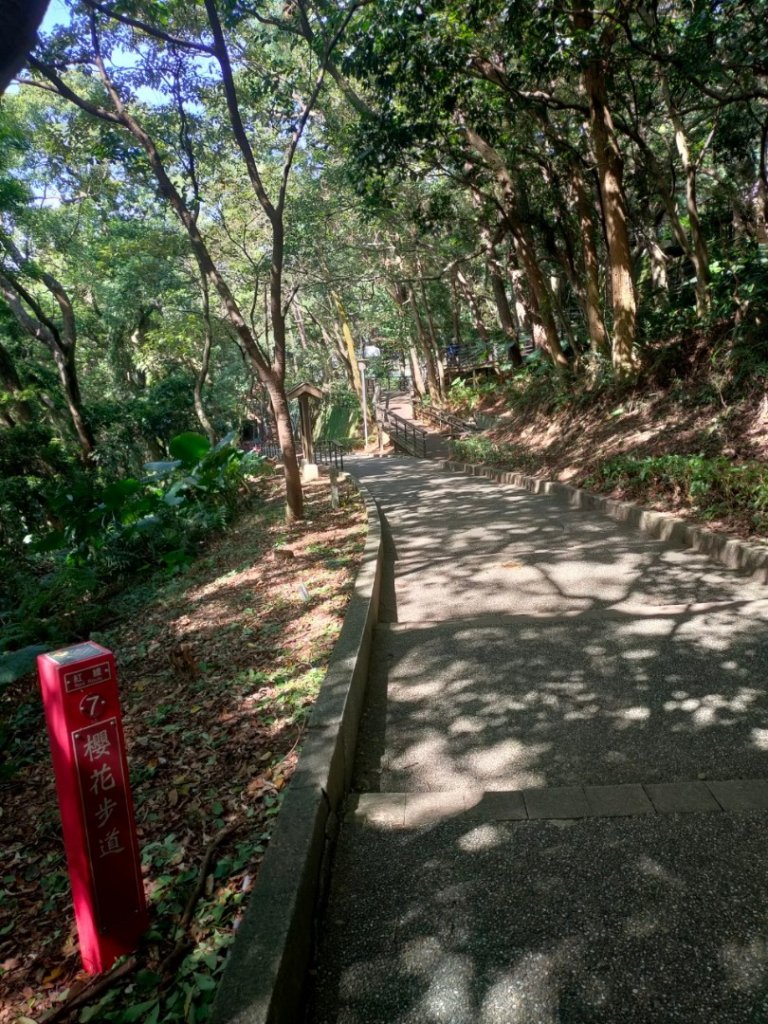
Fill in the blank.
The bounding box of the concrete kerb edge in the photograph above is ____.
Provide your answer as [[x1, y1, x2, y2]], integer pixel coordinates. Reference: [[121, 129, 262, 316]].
[[210, 477, 383, 1024], [441, 459, 768, 582]]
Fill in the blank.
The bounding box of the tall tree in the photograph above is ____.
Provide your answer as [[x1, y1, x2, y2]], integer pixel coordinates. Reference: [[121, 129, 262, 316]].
[[25, 1, 361, 519]]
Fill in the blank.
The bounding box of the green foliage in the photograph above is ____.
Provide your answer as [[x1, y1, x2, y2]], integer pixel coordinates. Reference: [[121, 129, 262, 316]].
[[446, 375, 501, 413], [450, 434, 535, 472], [169, 432, 213, 466], [587, 454, 768, 534], [2, 434, 269, 650], [710, 248, 768, 342], [86, 371, 211, 475]]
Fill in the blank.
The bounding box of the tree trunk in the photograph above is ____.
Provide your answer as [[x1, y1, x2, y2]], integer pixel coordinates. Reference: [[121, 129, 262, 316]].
[[419, 276, 445, 397], [508, 267, 530, 336], [575, 4, 638, 374], [507, 210, 569, 368], [389, 279, 427, 397], [488, 267, 522, 365], [449, 270, 463, 350], [572, 165, 610, 358], [53, 345, 96, 456], [455, 268, 491, 346], [633, 133, 696, 268], [35, 31, 305, 517], [410, 289, 442, 399], [265, 373, 303, 523], [292, 302, 310, 351], [408, 344, 426, 397], [646, 230, 669, 299], [585, 65, 637, 372], [0, 339, 34, 424], [461, 125, 569, 369], [759, 117, 768, 241], [193, 280, 217, 444], [660, 76, 711, 314], [193, 348, 216, 444], [0, 269, 94, 455], [331, 291, 363, 402]]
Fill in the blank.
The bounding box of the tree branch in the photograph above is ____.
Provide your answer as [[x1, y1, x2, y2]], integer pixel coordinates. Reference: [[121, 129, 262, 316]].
[[203, 0, 277, 222], [0, 269, 59, 351], [278, 4, 363, 213], [27, 56, 123, 125], [81, 0, 216, 55]]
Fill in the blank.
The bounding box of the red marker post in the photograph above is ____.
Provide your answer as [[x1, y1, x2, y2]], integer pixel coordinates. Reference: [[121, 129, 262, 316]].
[[37, 642, 148, 974]]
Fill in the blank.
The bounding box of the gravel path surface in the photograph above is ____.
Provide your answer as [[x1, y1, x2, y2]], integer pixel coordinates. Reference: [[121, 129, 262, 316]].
[[306, 454, 768, 1023]]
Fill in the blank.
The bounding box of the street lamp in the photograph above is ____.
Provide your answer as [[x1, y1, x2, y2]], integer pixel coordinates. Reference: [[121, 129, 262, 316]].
[[357, 359, 368, 447]]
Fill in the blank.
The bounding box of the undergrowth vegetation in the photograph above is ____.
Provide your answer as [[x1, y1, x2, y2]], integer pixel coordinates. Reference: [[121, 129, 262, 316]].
[[447, 319, 768, 540], [586, 455, 768, 535], [2, 479, 367, 1024], [0, 431, 268, 655]]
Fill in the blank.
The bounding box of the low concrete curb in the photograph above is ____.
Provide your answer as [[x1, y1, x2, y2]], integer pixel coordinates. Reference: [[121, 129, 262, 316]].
[[442, 460, 768, 583], [211, 479, 383, 1024]]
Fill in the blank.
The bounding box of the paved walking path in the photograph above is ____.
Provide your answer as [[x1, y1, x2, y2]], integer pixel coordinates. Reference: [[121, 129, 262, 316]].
[[306, 454, 768, 1024], [383, 392, 453, 460]]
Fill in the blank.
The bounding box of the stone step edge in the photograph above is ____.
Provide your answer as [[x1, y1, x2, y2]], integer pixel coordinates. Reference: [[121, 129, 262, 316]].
[[442, 459, 768, 583], [346, 779, 768, 828]]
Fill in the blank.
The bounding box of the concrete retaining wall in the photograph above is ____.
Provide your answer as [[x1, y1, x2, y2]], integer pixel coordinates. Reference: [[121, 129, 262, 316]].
[[211, 479, 383, 1024], [442, 460, 768, 583]]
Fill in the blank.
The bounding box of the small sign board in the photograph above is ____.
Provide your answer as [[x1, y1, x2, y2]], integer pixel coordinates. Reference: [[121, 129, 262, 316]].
[[37, 643, 148, 973]]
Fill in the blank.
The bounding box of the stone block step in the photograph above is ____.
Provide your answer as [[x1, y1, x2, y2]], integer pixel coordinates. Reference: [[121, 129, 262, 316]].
[[345, 778, 768, 828]]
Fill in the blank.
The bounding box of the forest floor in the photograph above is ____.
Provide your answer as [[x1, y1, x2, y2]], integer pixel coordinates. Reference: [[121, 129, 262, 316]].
[[1, 474, 366, 1024], [445, 370, 768, 543]]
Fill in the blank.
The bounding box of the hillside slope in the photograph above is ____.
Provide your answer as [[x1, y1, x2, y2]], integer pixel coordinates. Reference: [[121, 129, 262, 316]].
[[445, 349, 768, 543]]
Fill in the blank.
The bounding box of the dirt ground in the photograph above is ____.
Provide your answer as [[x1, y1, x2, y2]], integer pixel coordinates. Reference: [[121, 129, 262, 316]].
[[1, 474, 366, 1023], [478, 385, 768, 540], [493, 389, 768, 478]]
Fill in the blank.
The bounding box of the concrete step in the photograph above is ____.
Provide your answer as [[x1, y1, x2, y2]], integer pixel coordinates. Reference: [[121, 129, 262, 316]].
[[308, 810, 768, 1024], [345, 777, 768, 829]]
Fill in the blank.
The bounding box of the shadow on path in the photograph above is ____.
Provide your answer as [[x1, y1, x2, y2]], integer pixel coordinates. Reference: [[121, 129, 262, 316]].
[[306, 455, 768, 1024]]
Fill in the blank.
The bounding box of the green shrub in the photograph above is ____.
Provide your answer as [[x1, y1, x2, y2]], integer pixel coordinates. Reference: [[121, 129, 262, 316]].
[[587, 453, 768, 534], [2, 433, 269, 649], [450, 435, 537, 471]]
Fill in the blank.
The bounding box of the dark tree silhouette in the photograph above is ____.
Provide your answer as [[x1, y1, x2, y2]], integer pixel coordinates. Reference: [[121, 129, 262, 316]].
[[0, 0, 49, 92]]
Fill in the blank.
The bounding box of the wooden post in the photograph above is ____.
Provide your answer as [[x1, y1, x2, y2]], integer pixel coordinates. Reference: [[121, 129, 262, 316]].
[[37, 643, 148, 974], [298, 393, 314, 465], [287, 382, 324, 483]]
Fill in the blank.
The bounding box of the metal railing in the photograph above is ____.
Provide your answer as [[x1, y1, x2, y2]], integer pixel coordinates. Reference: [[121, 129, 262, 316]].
[[381, 408, 428, 458], [415, 402, 477, 435], [260, 441, 282, 460], [314, 441, 345, 470], [258, 439, 345, 470], [445, 341, 497, 369]]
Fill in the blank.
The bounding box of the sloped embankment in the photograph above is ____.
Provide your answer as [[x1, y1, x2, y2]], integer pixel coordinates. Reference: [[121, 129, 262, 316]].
[[451, 385, 768, 543]]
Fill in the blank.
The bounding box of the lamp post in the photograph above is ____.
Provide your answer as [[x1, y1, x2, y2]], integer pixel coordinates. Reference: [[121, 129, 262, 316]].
[[358, 359, 368, 448]]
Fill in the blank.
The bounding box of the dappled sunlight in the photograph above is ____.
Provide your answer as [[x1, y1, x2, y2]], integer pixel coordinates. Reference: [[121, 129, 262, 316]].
[[312, 813, 768, 1022], [349, 456, 768, 632], [405, 945, 475, 1024], [457, 823, 503, 852], [309, 458, 768, 1023], [720, 937, 768, 993], [359, 606, 768, 791]]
